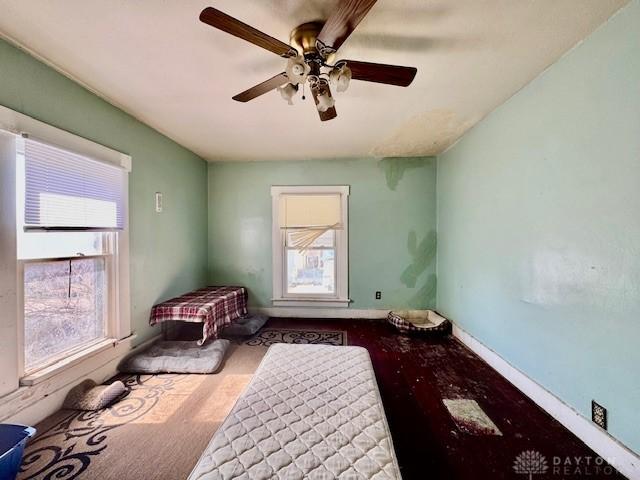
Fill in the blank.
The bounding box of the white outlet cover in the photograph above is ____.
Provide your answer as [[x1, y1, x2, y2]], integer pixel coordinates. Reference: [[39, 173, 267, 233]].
[[155, 192, 163, 213]]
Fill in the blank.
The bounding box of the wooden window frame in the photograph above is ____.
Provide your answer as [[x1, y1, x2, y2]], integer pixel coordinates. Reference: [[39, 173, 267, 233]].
[[271, 185, 350, 308]]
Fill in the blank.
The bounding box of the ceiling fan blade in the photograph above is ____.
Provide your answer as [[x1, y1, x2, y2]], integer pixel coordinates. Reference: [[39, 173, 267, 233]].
[[200, 7, 296, 57], [310, 83, 337, 122], [232, 73, 289, 102], [317, 0, 378, 53], [343, 60, 417, 87]]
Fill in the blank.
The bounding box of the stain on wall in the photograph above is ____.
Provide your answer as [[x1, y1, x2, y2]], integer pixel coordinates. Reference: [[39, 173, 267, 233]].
[[410, 273, 437, 308], [378, 157, 427, 190], [398, 230, 438, 308], [400, 230, 437, 288]]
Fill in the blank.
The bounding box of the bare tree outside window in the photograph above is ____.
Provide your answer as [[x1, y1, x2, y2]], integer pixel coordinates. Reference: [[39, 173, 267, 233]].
[[24, 258, 106, 371]]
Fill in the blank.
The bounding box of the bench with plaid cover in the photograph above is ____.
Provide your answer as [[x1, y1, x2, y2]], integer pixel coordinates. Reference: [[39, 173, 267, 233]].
[[149, 286, 248, 345]]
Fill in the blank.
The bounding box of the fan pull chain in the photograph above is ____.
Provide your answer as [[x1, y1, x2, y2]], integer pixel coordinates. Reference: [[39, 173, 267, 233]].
[[301, 82, 305, 101]]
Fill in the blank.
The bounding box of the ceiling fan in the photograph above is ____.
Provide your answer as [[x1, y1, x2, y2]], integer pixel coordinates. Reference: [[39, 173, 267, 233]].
[[199, 0, 418, 121]]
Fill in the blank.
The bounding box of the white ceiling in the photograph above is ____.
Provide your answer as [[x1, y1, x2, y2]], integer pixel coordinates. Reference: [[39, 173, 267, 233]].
[[0, 0, 628, 161]]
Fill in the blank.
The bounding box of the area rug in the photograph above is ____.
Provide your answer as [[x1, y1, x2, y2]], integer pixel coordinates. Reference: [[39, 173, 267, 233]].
[[18, 344, 266, 480], [243, 328, 347, 347]]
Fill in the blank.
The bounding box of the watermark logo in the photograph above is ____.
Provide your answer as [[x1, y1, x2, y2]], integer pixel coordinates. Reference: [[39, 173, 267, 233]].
[[513, 451, 616, 477], [513, 450, 549, 480]]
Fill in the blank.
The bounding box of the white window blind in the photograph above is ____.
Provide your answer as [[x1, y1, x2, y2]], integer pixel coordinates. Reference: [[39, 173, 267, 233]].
[[278, 194, 342, 229], [278, 194, 342, 250], [24, 138, 126, 230]]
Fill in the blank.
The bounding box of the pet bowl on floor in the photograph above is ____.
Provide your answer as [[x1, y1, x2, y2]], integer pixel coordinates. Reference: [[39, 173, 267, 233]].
[[387, 310, 450, 335]]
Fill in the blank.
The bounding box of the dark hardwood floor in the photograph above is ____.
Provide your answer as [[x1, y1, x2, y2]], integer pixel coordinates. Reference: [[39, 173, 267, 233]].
[[266, 317, 625, 480]]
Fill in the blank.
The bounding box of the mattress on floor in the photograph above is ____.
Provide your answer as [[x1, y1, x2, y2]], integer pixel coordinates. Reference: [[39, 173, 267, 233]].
[[189, 343, 402, 480]]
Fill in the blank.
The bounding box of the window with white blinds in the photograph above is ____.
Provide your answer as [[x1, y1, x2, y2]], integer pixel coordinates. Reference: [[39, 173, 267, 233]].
[[24, 139, 126, 230]]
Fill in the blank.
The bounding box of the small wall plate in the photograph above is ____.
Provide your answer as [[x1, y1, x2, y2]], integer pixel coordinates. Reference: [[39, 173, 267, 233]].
[[591, 400, 607, 430]]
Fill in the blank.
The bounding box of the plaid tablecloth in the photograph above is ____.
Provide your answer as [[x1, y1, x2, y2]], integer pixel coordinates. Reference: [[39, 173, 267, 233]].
[[149, 286, 248, 345]]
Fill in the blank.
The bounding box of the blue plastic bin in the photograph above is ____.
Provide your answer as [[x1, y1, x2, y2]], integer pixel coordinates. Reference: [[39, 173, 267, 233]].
[[0, 424, 36, 480]]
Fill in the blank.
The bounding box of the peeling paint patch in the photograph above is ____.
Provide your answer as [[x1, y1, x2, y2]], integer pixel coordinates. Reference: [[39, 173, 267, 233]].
[[409, 273, 437, 308], [520, 248, 614, 308], [372, 110, 476, 157], [401, 230, 437, 288], [401, 229, 437, 308], [378, 157, 427, 190]]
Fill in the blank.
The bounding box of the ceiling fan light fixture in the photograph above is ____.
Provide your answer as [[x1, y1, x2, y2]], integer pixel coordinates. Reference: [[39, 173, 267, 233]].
[[316, 88, 335, 113], [330, 63, 352, 93], [277, 83, 298, 105], [199, 3, 418, 122], [285, 56, 311, 85]]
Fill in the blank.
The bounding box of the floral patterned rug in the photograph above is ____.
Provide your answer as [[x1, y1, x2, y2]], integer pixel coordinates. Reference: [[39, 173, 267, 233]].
[[243, 328, 347, 347]]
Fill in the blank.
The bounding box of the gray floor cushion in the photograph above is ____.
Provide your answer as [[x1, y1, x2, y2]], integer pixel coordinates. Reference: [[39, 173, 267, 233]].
[[223, 315, 268, 336], [63, 379, 128, 411], [119, 339, 230, 374]]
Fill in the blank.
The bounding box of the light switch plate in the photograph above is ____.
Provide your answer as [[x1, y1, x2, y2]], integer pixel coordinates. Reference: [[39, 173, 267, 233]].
[[155, 192, 163, 213]]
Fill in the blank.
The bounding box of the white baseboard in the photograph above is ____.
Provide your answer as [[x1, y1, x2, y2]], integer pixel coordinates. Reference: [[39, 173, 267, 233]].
[[0, 333, 161, 427], [452, 324, 639, 479], [249, 307, 390, 319]]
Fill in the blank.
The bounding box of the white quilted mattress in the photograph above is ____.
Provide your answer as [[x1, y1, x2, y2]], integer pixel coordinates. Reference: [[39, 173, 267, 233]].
[[189, 343, 402, 480]]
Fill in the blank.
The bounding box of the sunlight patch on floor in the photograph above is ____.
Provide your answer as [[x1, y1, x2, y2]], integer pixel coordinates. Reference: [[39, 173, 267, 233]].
[[194, 374, 253, 423]]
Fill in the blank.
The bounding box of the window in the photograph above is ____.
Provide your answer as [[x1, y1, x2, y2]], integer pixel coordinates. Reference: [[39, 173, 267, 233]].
[[16, 137, 130, 376], [271, 186, 349, 307], [23, 258, 106, 371], [286, 229, 335, 295]]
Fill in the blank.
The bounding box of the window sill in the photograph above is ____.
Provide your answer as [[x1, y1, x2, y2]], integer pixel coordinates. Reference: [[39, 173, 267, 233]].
[[20, 336, 133, 387], [0, 334, 139, 424], [272, 298, 351, 308]]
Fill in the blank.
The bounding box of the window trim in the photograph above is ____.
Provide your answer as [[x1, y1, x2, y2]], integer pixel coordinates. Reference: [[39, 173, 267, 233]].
[[271, 185, 350, 308], [20, 337, 120, 387], [0, 104, 131, 171], [18, 250, 117, 378]]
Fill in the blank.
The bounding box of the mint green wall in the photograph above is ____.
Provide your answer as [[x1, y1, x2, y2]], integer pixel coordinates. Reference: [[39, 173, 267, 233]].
[[208, 157, 437, 309], [437, 1, 640, 453], [0, 39, 209, 344]]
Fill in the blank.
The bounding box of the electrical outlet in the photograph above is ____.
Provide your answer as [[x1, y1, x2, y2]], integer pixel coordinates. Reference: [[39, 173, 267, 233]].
[[375, 291, 381, 300], [592, 400, 607, 430]]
